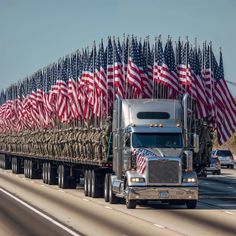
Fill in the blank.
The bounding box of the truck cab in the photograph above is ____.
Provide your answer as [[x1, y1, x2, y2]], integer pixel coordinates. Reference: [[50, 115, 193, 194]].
[[111, 96, 198, 209]]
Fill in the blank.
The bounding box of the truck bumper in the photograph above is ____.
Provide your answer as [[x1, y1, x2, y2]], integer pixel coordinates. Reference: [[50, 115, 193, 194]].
[[127, 186, 198, 201]]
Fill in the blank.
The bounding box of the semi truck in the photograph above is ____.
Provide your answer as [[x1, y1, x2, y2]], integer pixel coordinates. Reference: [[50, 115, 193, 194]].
[[0, 93, 207, 209]]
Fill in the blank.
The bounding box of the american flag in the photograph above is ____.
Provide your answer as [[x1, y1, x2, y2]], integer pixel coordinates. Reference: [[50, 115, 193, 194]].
[[134, 148, 160, 174], [113, 39, 124, 98], [202, 44, 215, 127], [127, 37, 142, 98], [56, 57, 70, 123], [163, 39, 180, 98], [214, 51, 236, 144], [106, 37, 114, 114], [188, 47, 208, 118], [139, 40, 152, 98]]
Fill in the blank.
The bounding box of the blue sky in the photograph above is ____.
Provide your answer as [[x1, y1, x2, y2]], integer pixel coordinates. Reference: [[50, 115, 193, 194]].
[[1, 0, 236, 95]]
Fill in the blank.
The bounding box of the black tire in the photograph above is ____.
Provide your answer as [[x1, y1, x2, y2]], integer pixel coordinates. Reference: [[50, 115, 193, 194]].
[[12, 158, 15, 173], [47, 162, 57, 185], [230, 165, 234, 169], [126, 199, 136, 209], [216, 170, 221, 175], [91, 170, 99, 198], [186, 200, 197, 209], [24, 159, 28, 178], [87, 170, 92, 197], [109, 175, 118, 204], [84, 170, 89, 196], [29, 160, 32, 179], [58, 165, 62, 188], [42, 163, 46, 183], [104, 173, 110, 202], [59, 165, 69, 189]]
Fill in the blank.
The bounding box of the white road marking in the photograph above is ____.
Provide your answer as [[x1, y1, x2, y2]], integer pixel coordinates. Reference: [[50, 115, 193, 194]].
[[41, 184, 45, 187], [227, 186, 233, 189], [224, 211, 235, 215], [154, 223, 166, 229], [82, 198, 89, 202], [105, 206, 112, 210], [0, 188, 82, 236], [58, 189, 65, 193]]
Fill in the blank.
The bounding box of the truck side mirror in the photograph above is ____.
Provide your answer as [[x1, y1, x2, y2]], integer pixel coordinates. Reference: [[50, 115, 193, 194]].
[[193, 134, 199, 153]]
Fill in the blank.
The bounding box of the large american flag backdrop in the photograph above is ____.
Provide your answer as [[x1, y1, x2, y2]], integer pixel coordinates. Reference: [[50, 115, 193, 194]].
[[0, 36, 235, 145]]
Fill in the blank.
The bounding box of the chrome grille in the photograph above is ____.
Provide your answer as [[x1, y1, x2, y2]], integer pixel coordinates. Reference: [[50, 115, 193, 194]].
[[148, 159, 180, 184]]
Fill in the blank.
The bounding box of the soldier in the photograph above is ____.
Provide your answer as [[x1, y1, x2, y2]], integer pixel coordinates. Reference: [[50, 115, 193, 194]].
[[102, 116, 112, 161], [94, 128, 103, 161], [73, 127, 80, 158], [81, 128, 88, 159]]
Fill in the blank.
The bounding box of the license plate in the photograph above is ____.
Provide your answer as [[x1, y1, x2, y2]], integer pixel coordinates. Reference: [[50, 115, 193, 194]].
[[159, 191, 169, 198]]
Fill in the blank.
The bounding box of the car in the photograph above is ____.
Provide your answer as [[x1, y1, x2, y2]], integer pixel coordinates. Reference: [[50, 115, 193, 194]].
[[211, 149, 235, 169], [205, 156, 221, 175]]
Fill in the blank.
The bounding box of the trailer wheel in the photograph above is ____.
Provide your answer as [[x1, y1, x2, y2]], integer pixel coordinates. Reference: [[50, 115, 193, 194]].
[[58, 165, 62, 188], [186, 200, 197, 209], [126, 199, 136, 209], [24, 159, 28, 178], [91, 170, 99, 198], [47, 162, 57, 185], [29, 160, 33, 179], [87, 170, 92, 197], [59, 165, 69, 189], [109, 175, 118, 204], [104, 173, 110, 202], [84, 170, 89, 196], [12, 158, 15, 173], [42, 163, 46, 183]]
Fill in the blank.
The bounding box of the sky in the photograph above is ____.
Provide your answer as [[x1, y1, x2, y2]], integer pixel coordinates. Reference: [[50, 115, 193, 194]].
[[0, 0, 236, 95]]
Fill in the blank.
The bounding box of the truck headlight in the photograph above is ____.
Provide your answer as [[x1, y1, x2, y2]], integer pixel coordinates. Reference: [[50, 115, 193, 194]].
[[130, 177, 145, 183], [183, 177, 197, 183]]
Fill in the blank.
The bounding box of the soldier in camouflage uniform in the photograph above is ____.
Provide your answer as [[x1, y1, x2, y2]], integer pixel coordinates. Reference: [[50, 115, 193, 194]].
[[102, 116, 112, 161], [81, 128, 88, 159]]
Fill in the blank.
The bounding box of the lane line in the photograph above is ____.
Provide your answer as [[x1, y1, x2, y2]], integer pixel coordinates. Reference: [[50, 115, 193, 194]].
[[224, 211, 235, 215], [82, 198, 89, 202], [0, 188, 82, 236], [154, 223, 166, 229], [105, 206, 113, 210]]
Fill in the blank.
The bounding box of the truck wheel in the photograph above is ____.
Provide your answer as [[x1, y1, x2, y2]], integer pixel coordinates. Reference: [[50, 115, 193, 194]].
[[29, 160, 32, 179], [24, 159, 27, 177], [58, 165, 62, 188], [42, 163, 46, 183], [87, 170, 92, 197], [109, 175, 118, 204], [47, 162, 57, 185], [104, 173, 110, 202], [216, 170, 221, 175], [91, 170, 99, 198], [84, 170, 89, 196], [126, 199, 136, 209], [186, 200, 197, 209], [59, 165, 69, 189], [230, 165, 234, 169], [12, 158, 15, 173]]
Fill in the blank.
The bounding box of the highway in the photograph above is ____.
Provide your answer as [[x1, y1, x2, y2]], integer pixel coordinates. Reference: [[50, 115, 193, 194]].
[[0, 168, 236, 236]]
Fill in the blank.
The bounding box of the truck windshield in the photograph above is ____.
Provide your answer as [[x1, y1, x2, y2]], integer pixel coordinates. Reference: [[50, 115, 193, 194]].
[[132, 133, 183, 148]]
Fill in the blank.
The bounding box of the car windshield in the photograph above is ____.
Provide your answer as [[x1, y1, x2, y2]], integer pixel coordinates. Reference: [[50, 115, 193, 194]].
[[132, 133, 183, 148], [217, 150, 232, 156]]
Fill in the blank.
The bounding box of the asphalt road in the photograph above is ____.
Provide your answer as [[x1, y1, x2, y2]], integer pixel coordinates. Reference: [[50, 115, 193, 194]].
[[0, 168, 236, 236]]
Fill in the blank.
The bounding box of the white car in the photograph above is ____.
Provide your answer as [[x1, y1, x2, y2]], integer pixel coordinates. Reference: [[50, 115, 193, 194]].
[[212, 150, 235, 169]]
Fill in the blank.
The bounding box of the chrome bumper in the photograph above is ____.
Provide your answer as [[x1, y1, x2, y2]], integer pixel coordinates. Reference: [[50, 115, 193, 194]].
[[127, 187, 198, 200]]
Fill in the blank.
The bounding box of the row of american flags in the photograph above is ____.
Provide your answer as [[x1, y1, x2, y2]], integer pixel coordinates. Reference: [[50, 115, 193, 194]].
[[0, 35, 235, 145]]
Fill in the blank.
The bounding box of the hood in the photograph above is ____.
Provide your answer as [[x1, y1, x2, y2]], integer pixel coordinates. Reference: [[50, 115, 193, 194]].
[[148, 148, 183, 157]]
